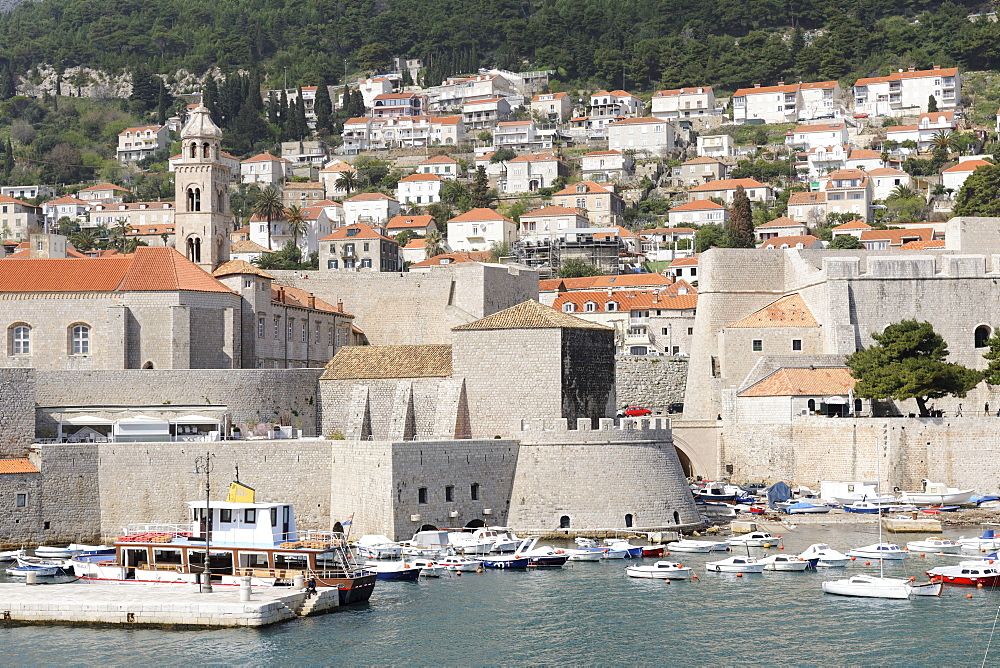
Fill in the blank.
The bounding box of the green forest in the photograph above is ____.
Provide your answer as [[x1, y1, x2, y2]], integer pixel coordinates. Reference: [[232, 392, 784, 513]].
[[0, 0, 997, 94]]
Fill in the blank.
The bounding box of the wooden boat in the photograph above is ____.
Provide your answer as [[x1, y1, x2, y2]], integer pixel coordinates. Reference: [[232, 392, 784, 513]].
[[626, 561, 691, 580], [927, 562, 1000, 586], [898, 480, 975, 506], [75, 498, 376, 605], [5, 564, 59, 577]]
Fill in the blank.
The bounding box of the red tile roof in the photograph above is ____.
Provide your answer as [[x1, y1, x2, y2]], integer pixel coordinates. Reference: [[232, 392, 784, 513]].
[[386, 215, 435, 229], [757, 217, 806, 229], [787, 192, 827, 204], [553, 289, 697, 313], [509, 152, 558, 163], [243, 152, 290, 163], [733, 83, 800, 97], [320, 223, 396, 242], [553, 181, 612, 196], [899, 239, 946, 249], [398, 173, 444, 182], [419, 155, 458, 164], [833, 220, 872, 230], [410, 251, 492, 267], [520, 206, 588, 218], [655, 87, 713, 97], [729, 294, 818, 328], [855, 67, 958, 86], [861, 228, 934, 244], [448, 208, 514, 223], [540, 274, 685, 292], [669, 256, 699, 267], [0, 246, 233, 294], [759, 235, 822, 249], [272, 284, 351, 316], [848, 149, 883, 160], [670, 199, 725, 212], [792, 122, 847, 134], [345, 192, 397, 202], [0, 458, 39, 474], [690, 178, 767, 192], [942, 159, 993, 173], [79, 183, 129, 193], [739, 367, 855, 397]]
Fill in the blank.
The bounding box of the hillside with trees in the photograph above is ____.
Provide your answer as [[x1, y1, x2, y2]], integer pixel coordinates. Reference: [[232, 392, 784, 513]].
[[0, 0, 997, 94]]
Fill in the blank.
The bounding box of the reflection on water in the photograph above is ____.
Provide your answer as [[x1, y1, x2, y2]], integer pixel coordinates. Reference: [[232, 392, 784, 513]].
[[3, 523, 1000, 666]]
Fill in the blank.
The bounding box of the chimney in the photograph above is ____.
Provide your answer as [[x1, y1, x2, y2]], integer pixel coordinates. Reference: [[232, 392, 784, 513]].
[[653, 289, 660, 304], [337, 299, 344, 312], [933, 65, 940, 70], [753, 83, 761, 88], [777, 81, 784, 86], [308, 293, 316, 309], [277, 286, 285, 302], [908, 67, 915, 72]]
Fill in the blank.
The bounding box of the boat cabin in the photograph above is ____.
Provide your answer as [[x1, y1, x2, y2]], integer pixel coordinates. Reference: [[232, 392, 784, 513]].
[[187, 500, 298, 545]]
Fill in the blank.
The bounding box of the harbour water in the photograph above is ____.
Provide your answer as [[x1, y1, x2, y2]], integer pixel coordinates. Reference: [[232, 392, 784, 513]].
[[3, 522, 1000, 666]]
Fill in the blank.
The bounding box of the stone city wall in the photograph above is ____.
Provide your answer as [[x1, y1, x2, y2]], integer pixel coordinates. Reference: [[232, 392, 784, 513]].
[[614, 356, 687, 414], [0, 367, 35, 457], [272, 262, 538, 345], [722, 416, 1000, 493], [33, 369, 324, 436]]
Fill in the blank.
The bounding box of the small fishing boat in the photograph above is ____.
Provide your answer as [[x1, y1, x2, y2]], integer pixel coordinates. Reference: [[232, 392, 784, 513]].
[[705, 556, 765, 573], [362, 560, 421, 581], [846, 543, 906, 560], [481, 555, 530, 569], [67, 543, 114, 555], [927, 562, 1000, 586], [905, 537, 962, 554], [5, 564, 60, 577], [626, 561, 691, 580], [434, 556, 482, 571], [34, 545, 76, 559], [516, 538, 568, 567], [783, 502, 831, 515], [409, 559, 445, 578], [669, 539, 728, 553], [604, 539, 643, 558], [566, 549, 603, 562], [898, 480, 975, 506], [17, 555, 69, 570], [798, 544, 850, 568], [355, 535, 402, 560], [728, 531, 781, 548], [0, 548, 26, 562], [601, 548, 629, 560], [641, 546, 665, 558], [920, 505, 961, 514], [831, 493, 897, 506], [822, 574, 930, 599], [695, 481, 738, 502], [758, 554, 809, 571], [69, 553, 117, 577], [957, 528, 1000, 552], [843, 501, 887, 514]]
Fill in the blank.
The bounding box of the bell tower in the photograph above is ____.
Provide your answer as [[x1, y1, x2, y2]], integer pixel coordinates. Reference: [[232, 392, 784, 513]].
[[174, 104, 232, 270]]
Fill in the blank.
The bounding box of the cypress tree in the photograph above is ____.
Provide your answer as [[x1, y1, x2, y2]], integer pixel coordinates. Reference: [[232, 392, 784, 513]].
[[267, 91, 279, 125], [295, 87, 307, 138], [314, 80, 331, 133], [4, 138, 14, 178], [279, 88, 289, 126], [724, 185, 756, 248], [204, 76, 221, 125]]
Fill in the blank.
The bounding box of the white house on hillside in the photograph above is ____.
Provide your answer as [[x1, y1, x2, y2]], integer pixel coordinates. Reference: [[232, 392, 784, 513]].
[[447, 207, 517, 252], [608, 117, 675, 156]]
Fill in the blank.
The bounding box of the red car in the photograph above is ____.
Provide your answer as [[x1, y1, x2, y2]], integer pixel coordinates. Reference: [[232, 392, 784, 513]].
[[623, 406, 652, 417]]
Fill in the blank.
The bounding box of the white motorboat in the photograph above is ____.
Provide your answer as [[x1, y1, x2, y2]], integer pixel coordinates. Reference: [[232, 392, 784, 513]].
[[566, 549, 603, 562], [355, 534, 402, 560], [362, 560, 421, 581], [6, 564, 60, 577], [728, 531, 781, 548], [846, 542, 906, 560], [435, 556, 482, 572], [601, 548, 629, 560], [898, 480, 975, 506], [626, 561, 692, 580], [67, 543, 114, 555], [831, 493, 897, 506], [669, 539, 728, 553], [17, 555, 69, 569], [798, 543, 850, 567], [905, 537, 962, 554], [783, 502, 832, 514], [603, 539, 643, 557], [0, 548, 26, 562], [480, 528, 521, 553], [957, 528, 1000, 552], [843, 501, 889, 514], [706, 556, 765, 573], [697, 501, 737, 519], [758, 554, 809, 571], [822, 574, 917, 599], [409, 559, 445, 577], [34, 545, 77, 559], [448, 532, 493, 556]]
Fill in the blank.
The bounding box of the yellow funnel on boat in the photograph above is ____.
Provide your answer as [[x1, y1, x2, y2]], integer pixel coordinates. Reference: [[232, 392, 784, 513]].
[[226, 481, 256, 503]]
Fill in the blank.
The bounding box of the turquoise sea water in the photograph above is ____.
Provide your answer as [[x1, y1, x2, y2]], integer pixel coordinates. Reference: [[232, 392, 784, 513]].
[[3, 523, 1000, 667]]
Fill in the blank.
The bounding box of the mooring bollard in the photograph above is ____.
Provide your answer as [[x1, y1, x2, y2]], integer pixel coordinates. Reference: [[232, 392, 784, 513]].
[[240, 576, 251, 602], [293, 573, 305, 590], [25, 571, 37, 586]]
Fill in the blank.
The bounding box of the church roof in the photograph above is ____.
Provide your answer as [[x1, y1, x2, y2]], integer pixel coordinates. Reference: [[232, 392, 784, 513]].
[[181, 104, 222, 140], [727, 294, 819, 328], [321, 344, 453, 380], [738, 367, 855, 397], [453, 300, 612, 331], [0, 246, 234, 294], [213, 259, 276, 279]]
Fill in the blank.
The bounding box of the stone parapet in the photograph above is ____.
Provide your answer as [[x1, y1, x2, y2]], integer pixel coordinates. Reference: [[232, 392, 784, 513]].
[[513, 416, 673, 443]]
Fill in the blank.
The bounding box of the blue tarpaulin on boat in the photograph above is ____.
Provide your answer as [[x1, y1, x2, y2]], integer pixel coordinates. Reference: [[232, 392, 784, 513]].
[[766, 482, 792, 508]]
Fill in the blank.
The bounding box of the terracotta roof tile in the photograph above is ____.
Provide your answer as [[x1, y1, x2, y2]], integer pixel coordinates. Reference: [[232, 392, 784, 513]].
[[419, 155, 458, 164], [757, 217, 806, 229], [552, 289, 697, 312], [539, 273, 680, 292], [670, 199, 725, 212], [272, 284, 348, 316], [787, 192, 827, 205], [759, 235, 822, 249], [345, 193, 397, 202], [899, 239, 946, 249], [942, 159, 993, 173], [728, 294, 818, 328], [213, 259, 276, 279], [386, 215, 435, 229], [119, 247, 234, 293], [0, 458, 39, 474], [448, 208, 514, 223], [738, 367, 855, 397], [410, 251, 491, 267], [552, 181, 612, 196], [690, 178, 767, 192], [320, 223, 396, 242], [321, 344, 452, 380], [792, 122, 846, 133], [453, 300, 611, 331], [860, 228, 934, 244], [833, 220, 872, 230], [79, 183, 129, 192], [520, 206, 588, 218], [398, 173, 444, 182]]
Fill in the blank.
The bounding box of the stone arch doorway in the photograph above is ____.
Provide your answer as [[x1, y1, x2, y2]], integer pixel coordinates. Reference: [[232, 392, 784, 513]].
[[419, 524, 438, 532], [673, 446, 693, 478], [142, 361, 154, 369], [464, 519, 486, 529]]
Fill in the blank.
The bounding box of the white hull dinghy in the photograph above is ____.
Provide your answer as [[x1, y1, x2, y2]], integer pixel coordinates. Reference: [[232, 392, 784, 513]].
[[34, 545, 76, 559], [435, 556, 482, 571], [409, 559, 445, 577], [669, 539, 728, 553], [0, 548, 26, 562], [566, 549, 602, 562], [355, 535, 403, 560], [626, 561, 691, 580], [822, 575, 915, 599], [706, 556, 765, 573], [957, 528, 1000, 552]]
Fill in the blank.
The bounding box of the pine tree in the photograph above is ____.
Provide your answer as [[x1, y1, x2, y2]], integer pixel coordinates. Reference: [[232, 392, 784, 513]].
[[724, 185, 755, 248]]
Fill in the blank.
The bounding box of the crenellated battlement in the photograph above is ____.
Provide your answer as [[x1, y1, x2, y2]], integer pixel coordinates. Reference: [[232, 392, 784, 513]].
[[512, 416, 673, 442]]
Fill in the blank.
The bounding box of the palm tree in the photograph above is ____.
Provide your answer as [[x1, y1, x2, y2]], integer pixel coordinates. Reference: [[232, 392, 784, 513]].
[[423, 230, 446, 259], [285, 205, 308, 253], [335, 170, 360, 196], [69, 229, 96, 251], [251, 186, 285, 250], [930, 130, 953, 153], [112, 219, 131, 253], [887, 185, 916, 201]]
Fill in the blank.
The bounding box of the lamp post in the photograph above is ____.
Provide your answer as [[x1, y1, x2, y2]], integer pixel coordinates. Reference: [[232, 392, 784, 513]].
[[194, 451, 215, 593]]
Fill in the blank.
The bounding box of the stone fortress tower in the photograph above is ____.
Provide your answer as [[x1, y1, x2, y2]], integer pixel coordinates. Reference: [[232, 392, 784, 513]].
[[174, 105, 232, 271]]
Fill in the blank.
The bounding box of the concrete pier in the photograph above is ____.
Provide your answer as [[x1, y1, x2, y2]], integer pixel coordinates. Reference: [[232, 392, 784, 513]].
[[0, 583, 339, 628]]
